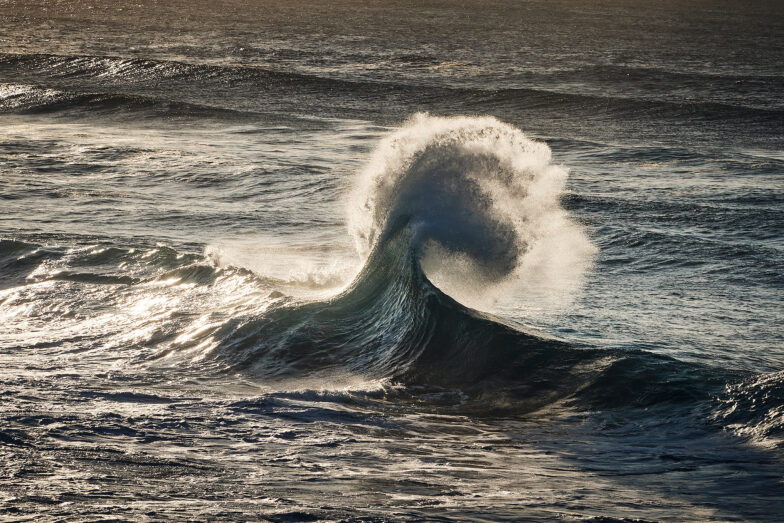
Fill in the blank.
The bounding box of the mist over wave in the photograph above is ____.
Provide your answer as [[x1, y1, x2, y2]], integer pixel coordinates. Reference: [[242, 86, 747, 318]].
[[348, 113, 596, 310]]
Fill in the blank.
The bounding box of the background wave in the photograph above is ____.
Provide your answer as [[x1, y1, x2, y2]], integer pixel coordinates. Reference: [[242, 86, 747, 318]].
[[3, 52, 783, 127]]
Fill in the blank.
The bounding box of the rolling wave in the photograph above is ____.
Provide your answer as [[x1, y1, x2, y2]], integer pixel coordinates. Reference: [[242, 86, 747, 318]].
[[0, 82, 261, 119], [0, 52, 339, 88], [2, 52, 782, 123]]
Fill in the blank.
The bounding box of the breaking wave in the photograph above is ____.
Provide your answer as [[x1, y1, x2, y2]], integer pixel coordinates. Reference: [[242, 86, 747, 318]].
[[160, 115, 722, 414]]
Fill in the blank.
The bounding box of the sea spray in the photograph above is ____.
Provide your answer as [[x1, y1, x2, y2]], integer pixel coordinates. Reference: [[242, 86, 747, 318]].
[[347, 113, 596, 311]]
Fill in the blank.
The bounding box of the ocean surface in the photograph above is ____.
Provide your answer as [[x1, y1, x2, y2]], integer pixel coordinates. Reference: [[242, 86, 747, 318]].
[[1, 0, 783, 520]]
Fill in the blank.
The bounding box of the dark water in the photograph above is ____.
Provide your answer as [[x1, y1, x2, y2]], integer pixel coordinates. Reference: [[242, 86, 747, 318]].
[[1, 1, 783, 520]]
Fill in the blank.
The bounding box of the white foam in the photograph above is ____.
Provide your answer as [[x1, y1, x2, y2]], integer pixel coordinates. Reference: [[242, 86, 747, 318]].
[[205, 237, 359, 298]]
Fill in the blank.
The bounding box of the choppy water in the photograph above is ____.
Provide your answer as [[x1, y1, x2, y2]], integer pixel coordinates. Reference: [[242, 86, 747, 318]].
[[1, 1, 783, 520]]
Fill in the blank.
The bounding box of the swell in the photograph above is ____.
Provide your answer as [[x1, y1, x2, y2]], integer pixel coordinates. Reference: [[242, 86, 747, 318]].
[[554, 63, 784, 111], [0, 83, 267, 119], [2, 52, 782, 123], [0, 52, 352, 89]]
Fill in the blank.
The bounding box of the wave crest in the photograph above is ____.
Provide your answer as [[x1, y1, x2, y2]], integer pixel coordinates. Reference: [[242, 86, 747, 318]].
[[348, 113, 595, 309]]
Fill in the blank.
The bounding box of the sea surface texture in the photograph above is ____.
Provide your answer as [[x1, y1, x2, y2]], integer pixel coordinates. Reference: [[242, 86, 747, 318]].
[[1, 0, 783, 520]]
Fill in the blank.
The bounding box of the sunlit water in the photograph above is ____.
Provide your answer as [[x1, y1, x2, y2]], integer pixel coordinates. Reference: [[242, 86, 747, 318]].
[[1, 1, 783, 520]]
